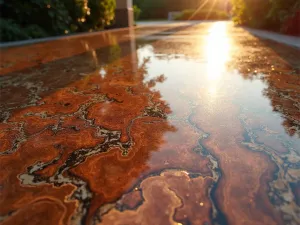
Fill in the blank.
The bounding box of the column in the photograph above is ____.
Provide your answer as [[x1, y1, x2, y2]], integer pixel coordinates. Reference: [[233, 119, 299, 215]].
[[115, 0, 134, 28]]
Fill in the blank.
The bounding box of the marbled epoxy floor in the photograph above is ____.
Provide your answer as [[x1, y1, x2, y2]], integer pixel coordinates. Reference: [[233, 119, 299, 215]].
[[0, 21, 300, 225]]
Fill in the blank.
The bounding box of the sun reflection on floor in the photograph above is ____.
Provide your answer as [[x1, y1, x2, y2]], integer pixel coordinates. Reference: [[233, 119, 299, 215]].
[[205, 22, 231, 97]]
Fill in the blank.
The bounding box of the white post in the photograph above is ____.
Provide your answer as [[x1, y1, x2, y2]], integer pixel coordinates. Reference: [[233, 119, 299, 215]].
[[115, 0, 134, 28]]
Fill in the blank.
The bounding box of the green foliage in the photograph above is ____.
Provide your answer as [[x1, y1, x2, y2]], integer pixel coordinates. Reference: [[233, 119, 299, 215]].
[[134, 0, 167, 19], [231, 0, 300, 35], [63, 0, 89, 32], [0, 0, 72, 34], [133, 0, 228, 20], [175, 9, 229, 20], [133, 5, 142, 21], [268, 0, 299, 21], [231, 0, 271, 28], [0, 0, 116, 42], [0, 20, 30, 42], [87, 0, 115, 30], [23, 25, 48, 39], [0, 19, 48, 42]]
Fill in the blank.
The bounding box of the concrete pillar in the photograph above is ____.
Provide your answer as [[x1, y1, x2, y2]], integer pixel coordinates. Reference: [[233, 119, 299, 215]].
[[115, 0, 134, 28]]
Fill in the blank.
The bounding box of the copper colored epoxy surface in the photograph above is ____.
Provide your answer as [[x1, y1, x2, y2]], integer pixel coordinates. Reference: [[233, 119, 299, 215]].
[[0, 22, 300, 225]]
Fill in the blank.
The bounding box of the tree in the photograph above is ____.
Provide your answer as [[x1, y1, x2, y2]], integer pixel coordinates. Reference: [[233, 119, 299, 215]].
[[0, 0, 116, 42], [231, 0, 300, 35]]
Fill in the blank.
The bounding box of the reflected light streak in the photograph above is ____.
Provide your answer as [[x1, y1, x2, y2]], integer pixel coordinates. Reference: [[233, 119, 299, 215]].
[[205, 22, 231, 97]]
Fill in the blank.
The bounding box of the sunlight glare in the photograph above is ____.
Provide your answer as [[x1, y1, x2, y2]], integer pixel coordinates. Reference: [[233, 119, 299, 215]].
[[204, 22, 231, 99], [206, 22, 230, 81]]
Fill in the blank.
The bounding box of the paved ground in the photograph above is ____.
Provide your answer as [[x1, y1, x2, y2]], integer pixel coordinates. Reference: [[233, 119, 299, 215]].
[[0, 21, 300, 225], [245, 27, 300, 48], [137, 20, 300, 48], [137, 20, 200, 26]]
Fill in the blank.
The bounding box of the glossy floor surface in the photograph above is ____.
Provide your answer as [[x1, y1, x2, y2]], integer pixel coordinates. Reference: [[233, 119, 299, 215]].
[[0, 21, 300, 225]]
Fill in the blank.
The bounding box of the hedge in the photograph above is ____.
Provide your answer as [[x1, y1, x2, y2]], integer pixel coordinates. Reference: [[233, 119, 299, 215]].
[[231, 0, 300, 36], [174, 9, 229, 21], [0, 0, 116, 42]]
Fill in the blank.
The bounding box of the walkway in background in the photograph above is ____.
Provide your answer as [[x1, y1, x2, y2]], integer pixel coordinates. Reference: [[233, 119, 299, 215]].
[[245, 27, 300, 48], [137, 20, 300, 48]]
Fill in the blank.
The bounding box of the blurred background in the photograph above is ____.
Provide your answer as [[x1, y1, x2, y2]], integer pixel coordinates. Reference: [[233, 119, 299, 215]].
[[0, 0, 299, 42]]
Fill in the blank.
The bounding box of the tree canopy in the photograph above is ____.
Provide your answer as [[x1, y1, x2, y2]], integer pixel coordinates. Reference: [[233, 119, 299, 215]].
[[231, 0, 300, 35], [0, 0, 116, 42]]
